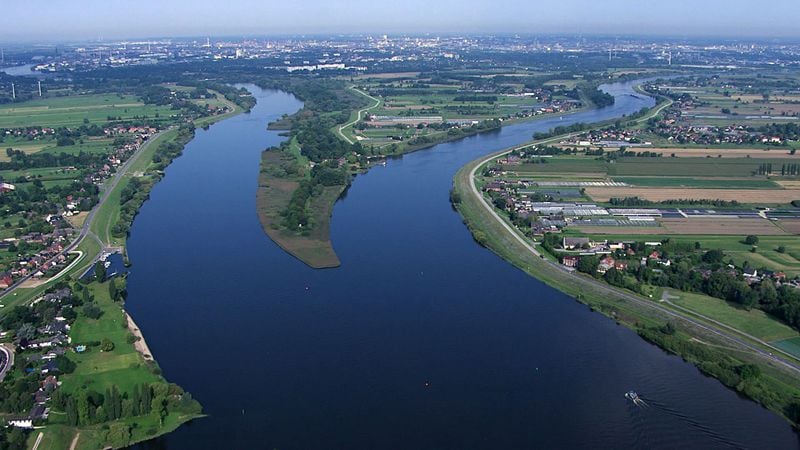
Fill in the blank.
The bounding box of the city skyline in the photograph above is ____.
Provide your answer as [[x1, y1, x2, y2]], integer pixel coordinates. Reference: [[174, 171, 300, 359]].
[[3, 0, 800, 42]]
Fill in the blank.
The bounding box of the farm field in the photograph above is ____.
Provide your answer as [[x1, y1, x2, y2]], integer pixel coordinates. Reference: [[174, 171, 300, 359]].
[[585, 186, 800, 203], [623, 147, 800, 158], [608, 158, 796, 177], [774, 337, 800, 359], [507, 157, 800, 178], [659, 217, 787, 235], [778, 220, 800, 234], [660, 83, 800, 127], [613, 176, 779, 189], [0, 93, 174, 128]]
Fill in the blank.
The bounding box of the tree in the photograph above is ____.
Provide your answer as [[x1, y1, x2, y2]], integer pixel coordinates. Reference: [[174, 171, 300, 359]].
[[743, 235, 759, 245], [77, 393, 90, 425], [83, 302, 103, 320], [66, 397, 79, 426], [111, 386, 122, 420], [101, 338, 115, 352], [55, 355, 76, 374], [94, 261, 107, 282], [737, 364, 761, 380], [95, 405, 108, 423], [701, 249, 724, 264], [758, 280, 779, 309], [121, 398, 134, 418], [105, 423, 132, 449], [132, 384, 142, 416], [141, 383, 152, 414], [576, 256, 598, 275], [16, 323, 36, 341], [152, 395, 168, 424], [108, 278, 118, 301]]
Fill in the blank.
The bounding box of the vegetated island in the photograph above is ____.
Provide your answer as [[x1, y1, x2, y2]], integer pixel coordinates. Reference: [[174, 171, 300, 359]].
[[255, 74, 616, 268], [451, 86, 800, 429]]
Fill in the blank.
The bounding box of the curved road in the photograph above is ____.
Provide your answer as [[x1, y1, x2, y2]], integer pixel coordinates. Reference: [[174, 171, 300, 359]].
[[336, 87, 381, 145], [463, 98, 800, 376], [0, 344, 13, 382], [0, 128, 170, 299]]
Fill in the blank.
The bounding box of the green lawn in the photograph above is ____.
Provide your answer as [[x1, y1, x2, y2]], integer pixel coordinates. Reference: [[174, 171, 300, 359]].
[[61, 281, 161, 396], [667, 289, 799, 342]]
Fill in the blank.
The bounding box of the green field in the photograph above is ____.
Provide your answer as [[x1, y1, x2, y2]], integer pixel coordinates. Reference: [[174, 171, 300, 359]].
[[609, 158, 793, 177], [667, 289, 799, 342], [40, 138, 115, 156], [0, 94, 174, 128], [774, 337, 800, 359], [60, 281, 161, 395], [509, 157, 800, 179], [511, 158, 609, 174], [614, 176, 779, 189]]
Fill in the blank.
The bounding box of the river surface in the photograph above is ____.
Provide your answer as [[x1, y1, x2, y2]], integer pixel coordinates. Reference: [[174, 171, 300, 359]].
[[126, 82, 799, 449], [0, 65, 36, 77]]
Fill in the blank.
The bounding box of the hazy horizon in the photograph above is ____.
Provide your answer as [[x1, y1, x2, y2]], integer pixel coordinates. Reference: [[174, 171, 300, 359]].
[[3, 0, 800, 42]]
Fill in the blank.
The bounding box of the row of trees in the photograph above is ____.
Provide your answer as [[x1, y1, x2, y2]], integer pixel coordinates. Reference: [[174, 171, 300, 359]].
[[780, 163, 800, 176], [55, 380, 201, 448], [608, 196, 740, 208]]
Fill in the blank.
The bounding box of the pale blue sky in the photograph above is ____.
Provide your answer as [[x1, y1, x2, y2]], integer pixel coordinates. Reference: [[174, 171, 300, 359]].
[[4, 0, 800, 41]]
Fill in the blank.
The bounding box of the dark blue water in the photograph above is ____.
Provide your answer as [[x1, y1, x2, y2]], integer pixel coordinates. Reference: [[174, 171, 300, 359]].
[[126, 83, 799, 449]]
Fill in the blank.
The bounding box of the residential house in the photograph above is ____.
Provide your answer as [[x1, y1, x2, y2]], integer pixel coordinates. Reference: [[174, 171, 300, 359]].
[[562, 255, 580, 268], [597, 255, 616, 274]]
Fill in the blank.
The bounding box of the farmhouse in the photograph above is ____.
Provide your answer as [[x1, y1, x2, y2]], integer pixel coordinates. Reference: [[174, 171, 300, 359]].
[[563, 237, 592, 250]]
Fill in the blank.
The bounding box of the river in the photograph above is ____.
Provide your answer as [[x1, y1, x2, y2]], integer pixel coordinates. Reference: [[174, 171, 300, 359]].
[[126, 82, 799, 449], [0, 65, 36, 77]]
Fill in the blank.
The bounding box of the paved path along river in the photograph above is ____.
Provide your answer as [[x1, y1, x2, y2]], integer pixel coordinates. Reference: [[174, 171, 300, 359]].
[[127, 83, 799, 449]]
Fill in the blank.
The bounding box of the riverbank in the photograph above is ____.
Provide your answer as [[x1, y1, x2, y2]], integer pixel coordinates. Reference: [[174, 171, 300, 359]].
[[451, 99, 800, 429], [255, 81, 621, 269], [118, 80, 799, 449], [16, 91, 247, 449]]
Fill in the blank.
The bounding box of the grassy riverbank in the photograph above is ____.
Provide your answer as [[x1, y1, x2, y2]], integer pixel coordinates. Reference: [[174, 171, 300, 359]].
[[0, 90, 247, 449], [451, 132, 800, 430], [30, 280, 203, 450]]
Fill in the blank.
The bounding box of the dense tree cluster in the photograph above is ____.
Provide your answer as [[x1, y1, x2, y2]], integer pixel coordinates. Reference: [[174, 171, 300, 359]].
[[550, 236, 800, 331], [56, 381, 201, 438]]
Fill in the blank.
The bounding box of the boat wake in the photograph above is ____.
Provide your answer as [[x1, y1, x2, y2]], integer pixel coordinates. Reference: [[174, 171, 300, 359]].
[[633, 395, 746, 449]]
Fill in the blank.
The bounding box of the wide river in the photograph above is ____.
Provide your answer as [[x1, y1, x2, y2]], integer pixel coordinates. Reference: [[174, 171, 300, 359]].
[[127, 82, 798, 449]]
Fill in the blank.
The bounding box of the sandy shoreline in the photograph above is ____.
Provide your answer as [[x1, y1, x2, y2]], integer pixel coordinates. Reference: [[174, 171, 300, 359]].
[[126, 312, 154, 360]]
